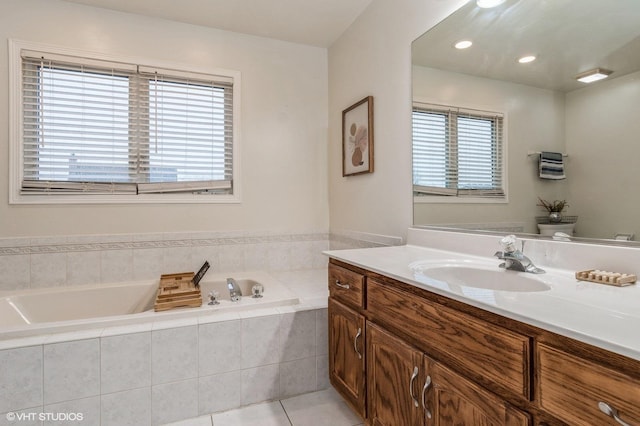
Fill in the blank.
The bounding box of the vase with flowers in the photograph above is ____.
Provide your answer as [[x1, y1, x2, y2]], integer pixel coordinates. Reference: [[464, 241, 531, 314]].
[[537, 197, 568, 223]]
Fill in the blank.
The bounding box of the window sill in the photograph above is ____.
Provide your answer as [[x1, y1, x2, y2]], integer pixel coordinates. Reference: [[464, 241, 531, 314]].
[[413, 196, 508, 204], [9, 193, 241, 205]]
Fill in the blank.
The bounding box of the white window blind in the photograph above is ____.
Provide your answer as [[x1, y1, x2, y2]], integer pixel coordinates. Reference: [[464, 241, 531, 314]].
[[412, 104, 505, 199], [20, 52, 234, 196]]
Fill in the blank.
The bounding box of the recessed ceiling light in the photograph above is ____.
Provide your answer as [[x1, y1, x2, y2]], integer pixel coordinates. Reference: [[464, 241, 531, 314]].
[[575, 68, 613, 83], [476, 0, 506, 8], [518, 55, 536, 64], [454, 40, 473, 49]]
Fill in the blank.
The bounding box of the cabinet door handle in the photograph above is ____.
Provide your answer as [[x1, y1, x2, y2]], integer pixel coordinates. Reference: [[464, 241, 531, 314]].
[[409, 366, 420, 408], [354, 327, 362, 359], [335, 280, 350, 289], [599, 402, 633, 426], [421, 375, 432, 419]]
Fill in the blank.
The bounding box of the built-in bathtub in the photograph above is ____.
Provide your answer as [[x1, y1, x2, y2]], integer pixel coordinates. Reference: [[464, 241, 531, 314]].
[[0, 271, 299, 340], [0, 269, 330, 425]]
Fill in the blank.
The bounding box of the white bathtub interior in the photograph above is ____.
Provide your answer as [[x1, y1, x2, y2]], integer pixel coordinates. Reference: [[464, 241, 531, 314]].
[[1, 282, 157, 325], [0, 271, 300, 339]]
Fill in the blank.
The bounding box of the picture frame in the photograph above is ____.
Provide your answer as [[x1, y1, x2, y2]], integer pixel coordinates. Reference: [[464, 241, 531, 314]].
[[342, 96, 374, 176]]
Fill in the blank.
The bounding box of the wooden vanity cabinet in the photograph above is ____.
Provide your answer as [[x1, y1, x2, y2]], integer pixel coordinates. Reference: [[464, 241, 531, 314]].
[[328, 259, 640, 426], [328, 298, 366, 418], [367, 309, 530, 426], [328, 264, 366, 418], [366, 277, 531, 400], [367, 322, 530, 426]]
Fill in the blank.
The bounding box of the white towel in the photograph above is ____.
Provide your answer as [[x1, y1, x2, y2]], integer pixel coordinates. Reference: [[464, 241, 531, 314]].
[[539, 151, 565, 179]]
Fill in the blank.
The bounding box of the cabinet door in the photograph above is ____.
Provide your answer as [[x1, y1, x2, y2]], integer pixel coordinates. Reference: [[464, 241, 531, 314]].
[[425, 357, 531, 426], [328, 298, 366, 418], [367, 322, 424, 426]]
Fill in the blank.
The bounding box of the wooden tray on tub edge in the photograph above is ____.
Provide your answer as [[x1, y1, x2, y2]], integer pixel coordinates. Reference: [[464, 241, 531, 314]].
[[154, 272, 202, 311]]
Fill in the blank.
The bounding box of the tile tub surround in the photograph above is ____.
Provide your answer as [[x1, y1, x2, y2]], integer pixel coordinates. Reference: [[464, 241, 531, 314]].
[[0, 231, 330, 292], [0, 305, 329, 426]]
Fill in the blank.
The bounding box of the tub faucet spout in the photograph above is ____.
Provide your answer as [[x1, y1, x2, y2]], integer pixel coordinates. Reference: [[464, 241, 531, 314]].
[[227, 278, 242, 302]]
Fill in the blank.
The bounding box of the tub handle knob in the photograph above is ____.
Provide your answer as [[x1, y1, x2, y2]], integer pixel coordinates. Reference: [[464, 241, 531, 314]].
[[251, 283, 264, 298], [208, 290, 220, 305]]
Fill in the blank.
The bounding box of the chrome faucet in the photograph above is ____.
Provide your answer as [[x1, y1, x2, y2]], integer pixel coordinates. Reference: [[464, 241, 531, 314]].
[[494, 235, 545, 274], [227, 278, 242, 302]]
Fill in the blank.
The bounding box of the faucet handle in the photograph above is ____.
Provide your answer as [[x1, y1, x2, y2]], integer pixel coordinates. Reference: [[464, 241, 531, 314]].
[[500, 234, 518, 253], [208, 290, 220, 305]]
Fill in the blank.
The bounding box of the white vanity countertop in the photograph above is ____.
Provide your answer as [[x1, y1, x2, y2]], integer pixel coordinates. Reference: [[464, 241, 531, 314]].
[[324, 244, 640, 361]]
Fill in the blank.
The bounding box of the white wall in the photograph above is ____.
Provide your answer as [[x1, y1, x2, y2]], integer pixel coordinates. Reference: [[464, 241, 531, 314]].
[[412, 66, 567, 233], [327, 0, 468, 242], [565, 70, 640, 239], [0, 0, 328, 237]]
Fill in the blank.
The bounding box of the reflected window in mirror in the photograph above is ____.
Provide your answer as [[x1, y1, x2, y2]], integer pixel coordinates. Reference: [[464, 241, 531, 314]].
[[412, 103, 505, 201]]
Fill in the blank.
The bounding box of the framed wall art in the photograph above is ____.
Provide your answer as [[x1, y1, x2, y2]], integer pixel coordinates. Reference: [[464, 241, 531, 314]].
[[342, 96, 374, 176]]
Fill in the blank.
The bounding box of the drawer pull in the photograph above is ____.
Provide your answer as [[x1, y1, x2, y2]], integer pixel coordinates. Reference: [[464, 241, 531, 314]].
[[421, 375, 432, 419], [409, 366, 420, 408], [354, 327, 362, 359], [335, 280, 350, 289], [599, 402, 633, 426]]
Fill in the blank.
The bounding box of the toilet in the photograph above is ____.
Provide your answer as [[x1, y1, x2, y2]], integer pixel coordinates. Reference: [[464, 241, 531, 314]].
[[537, 222, 576, 236]]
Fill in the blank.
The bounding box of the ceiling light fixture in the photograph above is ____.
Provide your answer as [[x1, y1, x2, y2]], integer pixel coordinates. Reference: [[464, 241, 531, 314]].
[[454, 40, 473, 49], [476, 0, 506, 8], [518, 55, 536, 64], [575, 68, 613, 83]]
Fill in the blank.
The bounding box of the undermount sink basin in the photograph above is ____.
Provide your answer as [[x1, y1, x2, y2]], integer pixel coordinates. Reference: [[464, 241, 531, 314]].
[[412, 264, 551, 292]]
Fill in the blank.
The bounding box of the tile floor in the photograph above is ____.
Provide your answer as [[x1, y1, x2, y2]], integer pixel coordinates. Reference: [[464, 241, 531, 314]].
[[164, 387, 363, 426]]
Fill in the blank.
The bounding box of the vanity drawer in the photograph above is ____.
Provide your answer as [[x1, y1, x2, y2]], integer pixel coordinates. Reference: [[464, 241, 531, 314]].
[[538, 343, 640, 426], [367, 278, 530, 399], [328, 263, 364, 309]]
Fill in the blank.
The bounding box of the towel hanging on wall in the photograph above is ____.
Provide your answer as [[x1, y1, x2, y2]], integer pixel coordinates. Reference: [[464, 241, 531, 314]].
[[539, 151, 566, 179]]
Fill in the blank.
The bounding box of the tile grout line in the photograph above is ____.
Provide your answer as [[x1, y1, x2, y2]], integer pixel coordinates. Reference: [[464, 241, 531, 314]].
[[279, 400, 294, 426]]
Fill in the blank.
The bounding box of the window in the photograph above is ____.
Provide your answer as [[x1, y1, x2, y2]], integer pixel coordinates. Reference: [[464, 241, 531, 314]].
[[10, 40, 240, 203], [412, 103, 505, 200]]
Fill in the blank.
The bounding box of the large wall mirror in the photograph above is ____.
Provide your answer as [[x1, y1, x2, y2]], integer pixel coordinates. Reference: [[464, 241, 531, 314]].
[[412, 0, 640, 245]]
